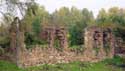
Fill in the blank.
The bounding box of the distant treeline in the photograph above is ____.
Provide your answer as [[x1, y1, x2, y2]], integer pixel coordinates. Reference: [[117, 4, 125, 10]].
[[0, 0, 125, 47]]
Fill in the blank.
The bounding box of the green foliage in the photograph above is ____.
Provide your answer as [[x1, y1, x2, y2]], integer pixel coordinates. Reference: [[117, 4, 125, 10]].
[[0, 24, 10, 48], [23, 4, 50, 32], [0, 36, 10, 48], [1, 1, 125, 50], [82, 8, 95, 26], [68, 8, 94, 46], [69, 22, 85, 46], [53, 39, 63, 51], [52, 7, 70, 26], [24, 32, 48, 49], [22, 4, 50, 48], [103, 55, 125, 66], [114, 28, 125, 41], [96, 8, 108, 25], [52, 7, 94, 47], [32, 17, 41, 35], [96, 7, 125, 41]]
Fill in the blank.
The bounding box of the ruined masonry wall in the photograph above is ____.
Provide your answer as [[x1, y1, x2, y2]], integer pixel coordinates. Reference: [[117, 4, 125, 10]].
[[19, 47, 105, 67], [8, 17, 114, 68]]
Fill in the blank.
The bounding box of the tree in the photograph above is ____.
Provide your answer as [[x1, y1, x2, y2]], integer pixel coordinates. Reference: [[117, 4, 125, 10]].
[[96, 8, 108, 25], [82, 8, 95, 26], [96, 8, 115, 28], [0, 0, 36, 17], [69, 22, 85, 46], [0, 24, 10, 48], [96, 7, 125, 40], [69, 8, 94, 46], [108, 7, 125, 40], [108, 7, 125, 27], [23, 4, 50, 46], [51, 7, 70, 26], [22, 4, 50, 32]]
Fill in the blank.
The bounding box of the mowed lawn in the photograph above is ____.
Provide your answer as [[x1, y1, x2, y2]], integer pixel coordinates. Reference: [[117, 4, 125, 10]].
[[0, 56, 124, 71]]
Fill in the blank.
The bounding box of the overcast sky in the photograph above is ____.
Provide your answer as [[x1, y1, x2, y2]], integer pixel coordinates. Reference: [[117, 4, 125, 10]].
[[36, 0, 125, 17]]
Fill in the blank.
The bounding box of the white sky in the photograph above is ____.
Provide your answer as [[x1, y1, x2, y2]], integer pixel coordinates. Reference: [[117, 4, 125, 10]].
[[36, 0, 125, 17]]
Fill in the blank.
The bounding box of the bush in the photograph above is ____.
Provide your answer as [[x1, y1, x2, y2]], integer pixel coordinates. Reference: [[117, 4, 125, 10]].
[[69, 22, 86, 46], [25, 32, 48, 49], [103, 55, 125, 65]]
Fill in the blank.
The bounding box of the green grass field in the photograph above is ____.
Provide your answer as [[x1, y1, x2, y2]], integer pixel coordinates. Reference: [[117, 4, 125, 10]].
[[0, 56, 124, 71]]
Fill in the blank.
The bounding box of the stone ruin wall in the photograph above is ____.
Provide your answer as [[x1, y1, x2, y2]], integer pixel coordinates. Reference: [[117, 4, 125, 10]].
[[84, 26, 115, 61], [115, 37, 125, 54], [1, 17, 115, 67], [40, 26, 68, 49]]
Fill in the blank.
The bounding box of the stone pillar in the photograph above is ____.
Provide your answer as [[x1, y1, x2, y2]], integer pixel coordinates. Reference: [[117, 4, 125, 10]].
[[49, 28, 55, 48], [10, 21, 18, 53], [97, 31, 106, 59], [10, 32, 17, 52], [63, 29, 68, 50], [59, 28, 68, 50], [10, 17, 25, 68], [84, 28, 95, 60], [103, 28, 114, 58], [109, 33, 115, 58]]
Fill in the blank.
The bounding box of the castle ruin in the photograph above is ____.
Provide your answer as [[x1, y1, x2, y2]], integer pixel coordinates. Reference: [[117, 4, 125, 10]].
[[0, 17, 116, 67]]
